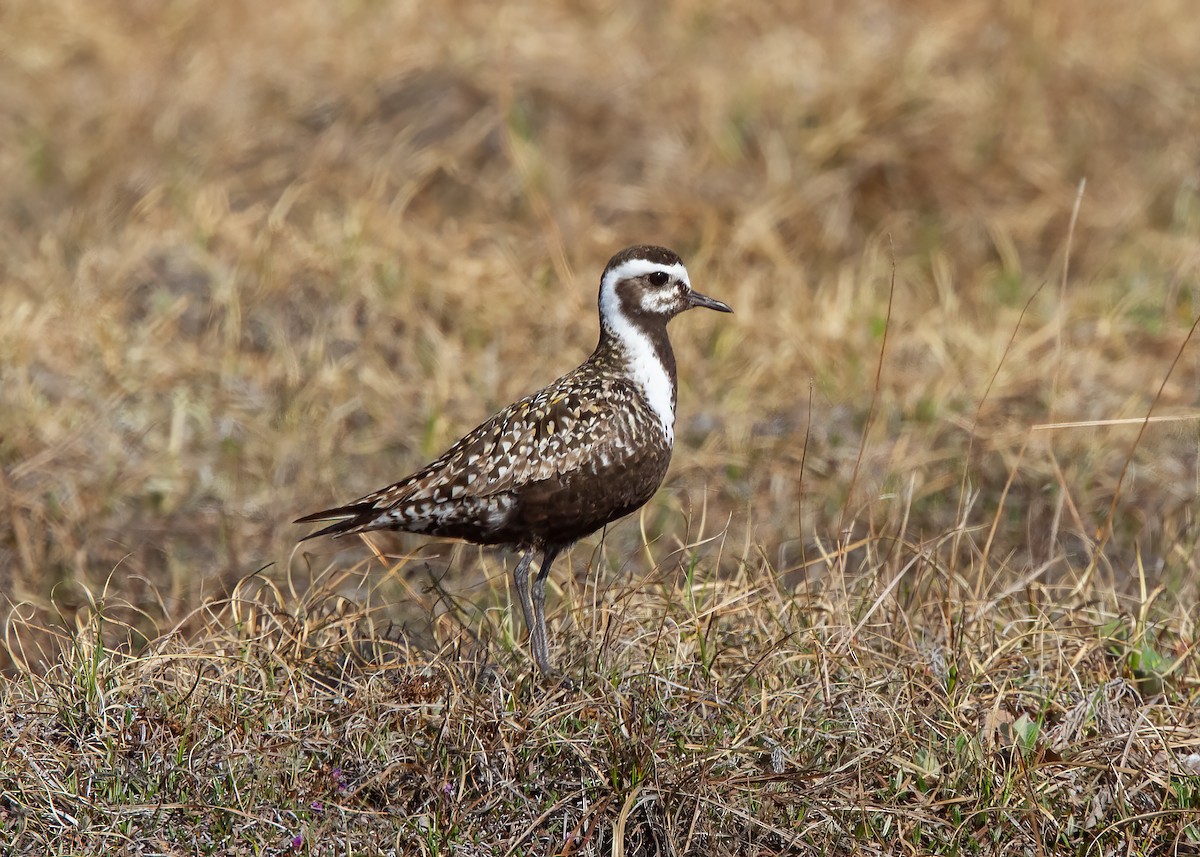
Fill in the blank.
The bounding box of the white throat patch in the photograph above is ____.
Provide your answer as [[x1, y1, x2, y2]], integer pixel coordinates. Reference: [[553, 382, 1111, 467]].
[[599, 259, 688, 443]]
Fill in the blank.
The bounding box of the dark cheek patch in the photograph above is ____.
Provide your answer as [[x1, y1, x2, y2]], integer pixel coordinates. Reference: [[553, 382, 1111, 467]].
[[616, 279, 643, 319]]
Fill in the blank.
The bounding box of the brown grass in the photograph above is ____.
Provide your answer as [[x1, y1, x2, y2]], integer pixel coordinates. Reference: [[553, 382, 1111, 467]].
[[3, 0, 1200, 853]]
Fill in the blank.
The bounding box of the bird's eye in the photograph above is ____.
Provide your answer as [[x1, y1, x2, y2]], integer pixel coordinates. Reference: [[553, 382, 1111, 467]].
[[648, 271, 670, 287]]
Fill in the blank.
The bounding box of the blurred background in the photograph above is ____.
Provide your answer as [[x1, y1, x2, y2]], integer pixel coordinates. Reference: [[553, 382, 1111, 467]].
[[2, 0, 1199, 664]]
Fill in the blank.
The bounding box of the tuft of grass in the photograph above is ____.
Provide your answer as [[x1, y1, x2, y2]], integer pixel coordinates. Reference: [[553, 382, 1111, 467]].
[[3, 527, 1199, 853]]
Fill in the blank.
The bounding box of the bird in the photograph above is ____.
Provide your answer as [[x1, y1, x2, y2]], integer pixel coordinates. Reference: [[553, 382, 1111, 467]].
[[295, 245, 732, 676]]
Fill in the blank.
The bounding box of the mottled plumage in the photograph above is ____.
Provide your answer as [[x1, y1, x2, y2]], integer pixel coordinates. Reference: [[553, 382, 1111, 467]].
[[296, 245, 732, 676]]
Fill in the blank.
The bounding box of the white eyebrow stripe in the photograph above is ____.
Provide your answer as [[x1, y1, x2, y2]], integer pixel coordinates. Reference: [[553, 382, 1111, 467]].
[[602, 259, 691, 291]]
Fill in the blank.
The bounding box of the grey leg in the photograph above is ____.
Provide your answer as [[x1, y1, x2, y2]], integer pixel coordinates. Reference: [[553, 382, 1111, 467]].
[[511, 549, 535, 641], [530, 545, 561, 675]]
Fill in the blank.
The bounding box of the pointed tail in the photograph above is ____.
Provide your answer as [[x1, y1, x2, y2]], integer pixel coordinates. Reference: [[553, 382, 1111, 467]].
[[294, 502, 382, 541]]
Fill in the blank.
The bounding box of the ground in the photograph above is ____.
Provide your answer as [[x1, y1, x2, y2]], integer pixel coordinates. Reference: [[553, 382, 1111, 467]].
[[2, 0, 1199, 854]]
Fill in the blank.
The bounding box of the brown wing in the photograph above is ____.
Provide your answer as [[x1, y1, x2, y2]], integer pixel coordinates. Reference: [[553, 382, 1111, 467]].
[[296, 369, 671, 545], [504, 421, 672, 546], [484, 375, 674, 545]]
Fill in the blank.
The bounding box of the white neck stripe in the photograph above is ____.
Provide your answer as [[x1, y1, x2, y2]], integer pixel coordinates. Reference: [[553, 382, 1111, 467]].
[[598, 260, 683, 444]]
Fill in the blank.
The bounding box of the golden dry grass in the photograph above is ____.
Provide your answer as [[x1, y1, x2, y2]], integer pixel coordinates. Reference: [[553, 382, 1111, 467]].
[[3, 0, 1200, 853]]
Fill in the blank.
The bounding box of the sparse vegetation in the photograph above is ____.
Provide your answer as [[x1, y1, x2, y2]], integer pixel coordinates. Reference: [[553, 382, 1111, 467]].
[[3, 1, 1200, 854]]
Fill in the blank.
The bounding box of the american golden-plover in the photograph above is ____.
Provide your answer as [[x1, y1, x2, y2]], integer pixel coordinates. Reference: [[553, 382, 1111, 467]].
[[296, 246, 732, 675]]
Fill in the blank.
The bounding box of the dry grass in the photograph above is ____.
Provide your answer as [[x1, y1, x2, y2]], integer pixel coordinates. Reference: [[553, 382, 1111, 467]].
[[3, 538, 1200, 854], [3, 0, 1200, 853]]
